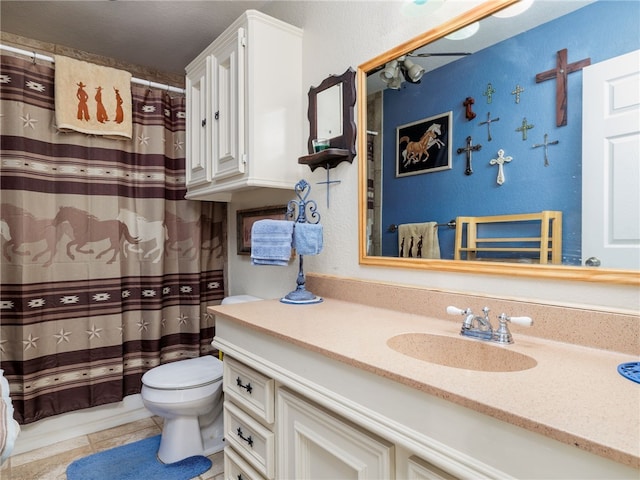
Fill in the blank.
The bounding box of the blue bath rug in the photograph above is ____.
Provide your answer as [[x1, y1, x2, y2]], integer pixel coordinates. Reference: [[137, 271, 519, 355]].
[[66, 435, 212, 480]]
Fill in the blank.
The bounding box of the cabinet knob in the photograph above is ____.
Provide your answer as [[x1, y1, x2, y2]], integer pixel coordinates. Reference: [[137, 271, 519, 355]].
[[201, 118, 206, 127], [585, 256, 601, 267], [215, 111, 220, 120]]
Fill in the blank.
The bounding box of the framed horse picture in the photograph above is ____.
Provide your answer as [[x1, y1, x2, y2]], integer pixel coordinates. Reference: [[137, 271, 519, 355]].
[[396, 111, 452, 177]]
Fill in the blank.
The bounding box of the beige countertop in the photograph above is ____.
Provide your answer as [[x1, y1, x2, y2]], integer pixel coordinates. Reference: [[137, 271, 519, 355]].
[[209, 298, 640, 469]]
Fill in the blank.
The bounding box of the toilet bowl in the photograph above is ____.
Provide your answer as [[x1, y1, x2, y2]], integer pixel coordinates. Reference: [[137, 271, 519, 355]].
[[141, 295, 262, 464], [141, 355, 224, 464]]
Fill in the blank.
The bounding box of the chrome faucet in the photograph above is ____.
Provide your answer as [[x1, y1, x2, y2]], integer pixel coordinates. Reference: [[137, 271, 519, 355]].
[[446, 306, 533, 344]]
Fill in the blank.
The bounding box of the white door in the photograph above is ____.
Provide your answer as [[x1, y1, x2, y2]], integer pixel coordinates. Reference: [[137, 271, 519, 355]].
[[277, 388, 394, 479], [185, 55, 211, 188], [212, 27, 246, 181], [582, 49, 640, 270]]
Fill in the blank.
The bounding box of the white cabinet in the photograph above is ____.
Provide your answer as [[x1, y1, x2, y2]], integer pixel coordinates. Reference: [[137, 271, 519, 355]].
[[277, 387, 394, 479], [185, 10, 304, 201]]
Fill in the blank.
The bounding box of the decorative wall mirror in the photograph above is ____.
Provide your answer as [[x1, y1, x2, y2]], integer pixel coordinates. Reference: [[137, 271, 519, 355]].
[[306, 68, 357, 164], [357, 0, 640, 285]]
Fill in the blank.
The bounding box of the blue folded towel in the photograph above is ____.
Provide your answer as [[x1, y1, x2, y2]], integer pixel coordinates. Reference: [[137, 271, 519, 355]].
[[250, 219, 294, 266], [293, 223, 323, 256]]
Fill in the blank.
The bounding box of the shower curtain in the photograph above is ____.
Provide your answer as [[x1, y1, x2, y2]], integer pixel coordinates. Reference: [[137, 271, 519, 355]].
[[0, 54, 226, 424]]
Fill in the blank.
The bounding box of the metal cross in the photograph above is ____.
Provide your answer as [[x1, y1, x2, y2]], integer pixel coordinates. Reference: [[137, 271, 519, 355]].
[[478, 112, 500, 141], [532, 133, 559, 166], [482, 82, 496, 104], [456, 136, 482, 176], [489, 149, 513, 185], [511, 84, 525, 104], [316, 164, 341, 208], [535, 48, 591, 126], [516, 117, 534, 141]]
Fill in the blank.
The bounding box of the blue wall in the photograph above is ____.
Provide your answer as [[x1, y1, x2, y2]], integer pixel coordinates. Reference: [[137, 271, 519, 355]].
[[381, 0, 639, 263]]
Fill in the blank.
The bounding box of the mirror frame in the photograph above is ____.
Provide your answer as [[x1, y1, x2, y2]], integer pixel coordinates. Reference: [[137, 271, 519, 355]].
[[307, 68, 357, 159], [357, 0, 640, 286]]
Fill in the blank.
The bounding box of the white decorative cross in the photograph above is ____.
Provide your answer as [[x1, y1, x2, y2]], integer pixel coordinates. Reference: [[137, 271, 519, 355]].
[[489, 149, 512, 185]]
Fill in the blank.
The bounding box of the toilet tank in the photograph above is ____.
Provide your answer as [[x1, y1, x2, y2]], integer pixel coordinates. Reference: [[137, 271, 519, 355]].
[[221, 295, 262, 305]]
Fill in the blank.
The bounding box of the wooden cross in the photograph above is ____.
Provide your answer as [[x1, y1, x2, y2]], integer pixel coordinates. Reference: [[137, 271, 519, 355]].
[[456, 136, 482, 176], [483, 83, 496, 104], [532, 133, 559, 166], [489, 149, 512, 185], [511, 84, 525, 104], [535, 48, 591, 126], [478, 112, 500, 141], [516, 117, 534, 141], [463, 97, 476, 120]]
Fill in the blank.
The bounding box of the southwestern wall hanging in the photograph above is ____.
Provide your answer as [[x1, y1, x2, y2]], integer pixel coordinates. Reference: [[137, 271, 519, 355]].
[[396, 111, 452, 177]]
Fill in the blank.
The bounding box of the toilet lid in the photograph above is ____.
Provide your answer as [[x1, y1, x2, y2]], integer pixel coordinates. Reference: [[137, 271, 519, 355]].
[[142, 355, 223, 389]]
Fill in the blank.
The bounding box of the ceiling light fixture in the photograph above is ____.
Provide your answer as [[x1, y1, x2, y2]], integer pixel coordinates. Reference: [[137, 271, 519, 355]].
[[379, 55, 426, 90], [379, 52, 471, 90]]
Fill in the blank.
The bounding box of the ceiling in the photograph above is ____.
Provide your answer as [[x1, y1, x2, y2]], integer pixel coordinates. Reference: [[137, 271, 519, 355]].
[[0, 1, 294, 75], [1, 1, 592, 80]]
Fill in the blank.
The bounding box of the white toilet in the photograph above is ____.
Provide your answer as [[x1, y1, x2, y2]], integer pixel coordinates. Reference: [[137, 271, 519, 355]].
[[140, 295, 261, 464]]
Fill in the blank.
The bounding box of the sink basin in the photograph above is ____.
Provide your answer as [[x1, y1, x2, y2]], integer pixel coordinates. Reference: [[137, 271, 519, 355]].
[[387, 333, 537, 372]]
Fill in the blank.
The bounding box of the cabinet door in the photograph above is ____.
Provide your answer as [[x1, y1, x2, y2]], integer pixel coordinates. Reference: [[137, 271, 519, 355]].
[[277, 388, 394, 479], [407, 455, 458, 480], [185, 55, 211, 188], [212, 27, 246, 180]]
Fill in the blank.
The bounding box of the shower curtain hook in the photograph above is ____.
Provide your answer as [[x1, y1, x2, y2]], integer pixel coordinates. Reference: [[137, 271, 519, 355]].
[[32, 51, 36, 64]]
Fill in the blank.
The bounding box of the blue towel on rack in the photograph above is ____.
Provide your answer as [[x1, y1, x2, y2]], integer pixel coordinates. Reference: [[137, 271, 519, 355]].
[[293, 223, 323, 256], [250, 219, 294, 266]]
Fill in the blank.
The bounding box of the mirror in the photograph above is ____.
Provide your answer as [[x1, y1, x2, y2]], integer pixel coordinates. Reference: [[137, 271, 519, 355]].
[[317, 84, 343, 139], [307, 68, 357, 159], [357, 0, 640, 284]]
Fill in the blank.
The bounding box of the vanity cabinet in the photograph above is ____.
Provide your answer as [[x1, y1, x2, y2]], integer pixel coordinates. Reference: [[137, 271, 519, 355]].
[[212, 301, 638, 479], [185, 10, 303, 201]]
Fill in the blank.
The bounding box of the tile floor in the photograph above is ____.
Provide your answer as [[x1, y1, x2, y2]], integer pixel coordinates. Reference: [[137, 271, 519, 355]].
[[1, 417, 224, 480]]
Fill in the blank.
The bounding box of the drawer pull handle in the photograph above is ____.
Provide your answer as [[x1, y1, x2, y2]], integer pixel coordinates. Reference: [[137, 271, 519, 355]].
[[236, 376, 253, 394], [236, 427, 253, 447]]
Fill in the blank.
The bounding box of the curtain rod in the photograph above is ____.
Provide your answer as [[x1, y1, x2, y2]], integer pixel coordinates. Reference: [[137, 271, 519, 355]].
[[0, 44, 186, 95]]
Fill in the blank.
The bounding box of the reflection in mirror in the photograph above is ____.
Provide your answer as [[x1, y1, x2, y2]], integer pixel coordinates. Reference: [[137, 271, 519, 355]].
[[317, 84, 343, 139], [358, 0, 640, 284]]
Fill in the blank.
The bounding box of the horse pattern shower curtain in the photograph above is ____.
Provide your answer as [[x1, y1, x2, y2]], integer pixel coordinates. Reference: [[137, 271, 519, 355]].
[[0, 54, 226, 424]]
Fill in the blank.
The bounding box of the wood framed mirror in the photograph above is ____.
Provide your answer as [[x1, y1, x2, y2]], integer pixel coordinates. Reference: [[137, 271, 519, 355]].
[[307, 68, 357, 162], [357, 0, 640, 286]]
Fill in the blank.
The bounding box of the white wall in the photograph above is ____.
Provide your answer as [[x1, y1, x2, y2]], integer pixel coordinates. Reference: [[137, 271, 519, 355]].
[[228, 0, 638, 312]]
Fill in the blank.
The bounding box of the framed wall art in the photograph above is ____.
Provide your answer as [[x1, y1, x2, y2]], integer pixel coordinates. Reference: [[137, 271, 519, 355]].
[[236, 205, 288, 255], [396, 111, 452, 177]]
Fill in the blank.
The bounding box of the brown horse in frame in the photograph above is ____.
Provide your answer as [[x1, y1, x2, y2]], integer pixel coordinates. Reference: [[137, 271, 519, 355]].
[[53, 206, 138, 264], [399, 123, 445, 167]]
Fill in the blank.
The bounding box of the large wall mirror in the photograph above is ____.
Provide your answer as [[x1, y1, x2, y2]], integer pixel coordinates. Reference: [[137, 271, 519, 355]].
[[357, 0, 639, 285]]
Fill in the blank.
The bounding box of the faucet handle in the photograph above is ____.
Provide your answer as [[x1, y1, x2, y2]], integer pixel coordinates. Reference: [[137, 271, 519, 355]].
[[504, 315, 533, 327], [494, 313, 533, 344], [446, 306, 470, 316]]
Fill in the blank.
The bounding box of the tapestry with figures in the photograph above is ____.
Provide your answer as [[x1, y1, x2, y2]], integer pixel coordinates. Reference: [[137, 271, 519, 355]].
[[0, 54, 226, 424]]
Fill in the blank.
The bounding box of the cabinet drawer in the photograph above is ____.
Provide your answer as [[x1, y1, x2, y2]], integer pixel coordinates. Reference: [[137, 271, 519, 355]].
[[224, 446, 267, 480], [224, 401, 275, 479], [224, 356, 275, 424]]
